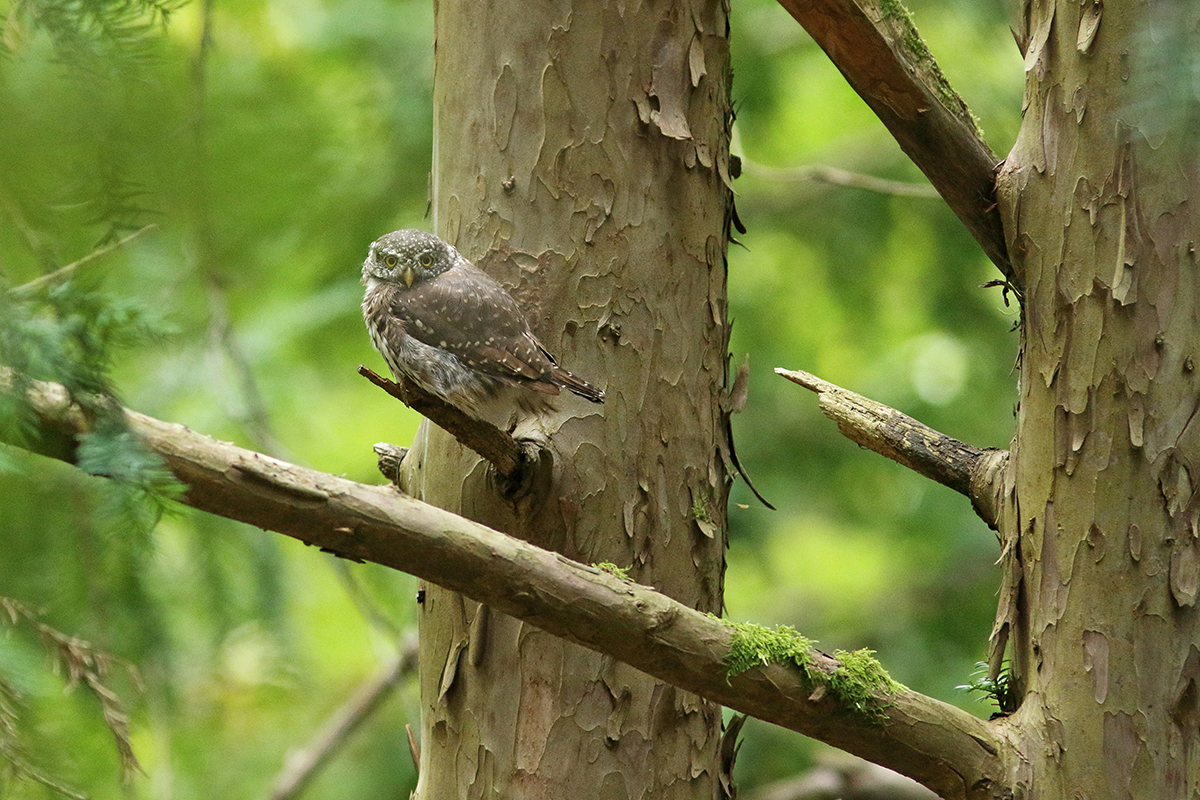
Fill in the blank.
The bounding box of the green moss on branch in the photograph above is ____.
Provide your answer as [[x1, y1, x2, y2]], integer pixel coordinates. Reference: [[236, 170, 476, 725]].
[[726, 622, 903, 720], [594, 562, 633, 582]]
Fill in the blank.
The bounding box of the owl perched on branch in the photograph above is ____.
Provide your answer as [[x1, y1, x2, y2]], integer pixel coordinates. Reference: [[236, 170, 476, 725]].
[[361, 229, 604, 427]]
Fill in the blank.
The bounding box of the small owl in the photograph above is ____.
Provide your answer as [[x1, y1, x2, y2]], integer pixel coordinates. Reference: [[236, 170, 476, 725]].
[[361, 229, 604, 427]]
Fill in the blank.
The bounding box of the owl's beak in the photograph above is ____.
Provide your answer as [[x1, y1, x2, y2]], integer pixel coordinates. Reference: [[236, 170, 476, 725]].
[[401, 265, 415, 287]]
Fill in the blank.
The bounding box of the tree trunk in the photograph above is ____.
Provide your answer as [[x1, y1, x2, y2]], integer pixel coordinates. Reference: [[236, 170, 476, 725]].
[[997, 1, 1200, 794], [402, 1, 736, 797]]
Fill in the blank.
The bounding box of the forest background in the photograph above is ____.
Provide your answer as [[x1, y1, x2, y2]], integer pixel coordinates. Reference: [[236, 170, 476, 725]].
[[0, 0, 1024, 796]]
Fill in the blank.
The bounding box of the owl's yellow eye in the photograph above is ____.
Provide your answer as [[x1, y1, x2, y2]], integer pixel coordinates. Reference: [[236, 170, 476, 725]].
[[418, 253, 434, 268], [383, 255, 398, 268]]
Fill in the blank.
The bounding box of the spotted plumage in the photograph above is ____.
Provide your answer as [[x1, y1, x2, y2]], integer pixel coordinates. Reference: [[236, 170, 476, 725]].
[[361, 229, 604, 425]]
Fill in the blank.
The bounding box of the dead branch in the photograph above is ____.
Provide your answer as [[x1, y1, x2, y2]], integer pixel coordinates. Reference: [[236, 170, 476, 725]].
[[743, 753, 939, 800], [3, 375, 1012, 799], [777, 368, 1008, 529], [773, 0, 1017, 295], [743, 160, 942, 198]]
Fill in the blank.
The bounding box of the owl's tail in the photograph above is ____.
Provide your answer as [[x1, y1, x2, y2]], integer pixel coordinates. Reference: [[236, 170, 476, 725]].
[[551, 366, 605, 404]]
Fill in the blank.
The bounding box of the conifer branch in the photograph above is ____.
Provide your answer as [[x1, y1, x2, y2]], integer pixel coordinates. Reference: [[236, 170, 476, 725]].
[[0, 597, 142, 786], [8, 225, 158, 297]]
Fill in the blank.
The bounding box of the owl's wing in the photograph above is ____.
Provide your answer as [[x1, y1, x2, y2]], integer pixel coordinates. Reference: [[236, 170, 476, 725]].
[[389, 266, 561, 391]]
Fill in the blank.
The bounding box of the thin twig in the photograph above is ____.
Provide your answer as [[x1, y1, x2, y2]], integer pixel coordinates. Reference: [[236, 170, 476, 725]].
[[0, 176, 54, 272], [330, 559, 405, 640], [743, 160, 941, 198], [8, 225, 158, 297], [203, 282, 288, 457], [7, 760, 90, 800], [741, 754, 939, 800], [267, 636, 418, 800]]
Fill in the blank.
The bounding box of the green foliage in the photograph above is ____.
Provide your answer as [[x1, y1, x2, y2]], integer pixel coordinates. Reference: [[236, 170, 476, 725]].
[[958, 660, 1018, 716], [0, 273, 179, 567], [1, 0, 184, 71], [0, 277, 183, 522], [0, 278, 179, 795], [2, 0, 432, 789], [0, 0, 1025, 793]]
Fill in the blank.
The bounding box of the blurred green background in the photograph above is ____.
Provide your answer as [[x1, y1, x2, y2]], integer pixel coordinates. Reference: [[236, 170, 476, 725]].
[[0, 0, 1023, 795]]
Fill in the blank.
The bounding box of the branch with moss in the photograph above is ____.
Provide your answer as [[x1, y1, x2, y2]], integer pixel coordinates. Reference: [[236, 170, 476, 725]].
[[777, 368, 1009, 530], [772, 0, 1017, 295], [725, 623, 905, 719], [0, 373, 1014, 799]]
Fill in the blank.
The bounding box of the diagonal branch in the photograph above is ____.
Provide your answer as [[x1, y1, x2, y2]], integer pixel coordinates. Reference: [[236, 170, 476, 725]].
[[774, 0, 1018, 294], [777, 367, 1009, 530], [4, 375, 1013, 800], [8, 225, 159, 297], [267, 636, 418, 800], [358, 365, 524, 480]]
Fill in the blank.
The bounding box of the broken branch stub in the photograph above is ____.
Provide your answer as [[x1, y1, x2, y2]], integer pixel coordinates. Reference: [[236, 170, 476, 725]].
[[776, 367, 1007, 529]]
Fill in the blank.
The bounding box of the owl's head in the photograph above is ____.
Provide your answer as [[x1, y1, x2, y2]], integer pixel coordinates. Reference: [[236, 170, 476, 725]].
[[362, 229, 459, 288]]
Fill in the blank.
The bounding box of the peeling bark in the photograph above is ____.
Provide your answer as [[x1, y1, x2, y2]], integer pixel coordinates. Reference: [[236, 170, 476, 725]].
[[996, 1, 1200, 795], [411, 2, 735, 797]]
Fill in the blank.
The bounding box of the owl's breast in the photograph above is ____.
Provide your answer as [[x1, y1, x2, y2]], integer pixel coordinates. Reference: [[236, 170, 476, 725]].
[[362, 282, 500, 415]]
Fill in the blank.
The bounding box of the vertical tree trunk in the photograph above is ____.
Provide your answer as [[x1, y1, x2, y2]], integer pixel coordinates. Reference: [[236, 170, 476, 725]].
[[998, 1, 1200, 794], [402, 1, 735, 797]]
